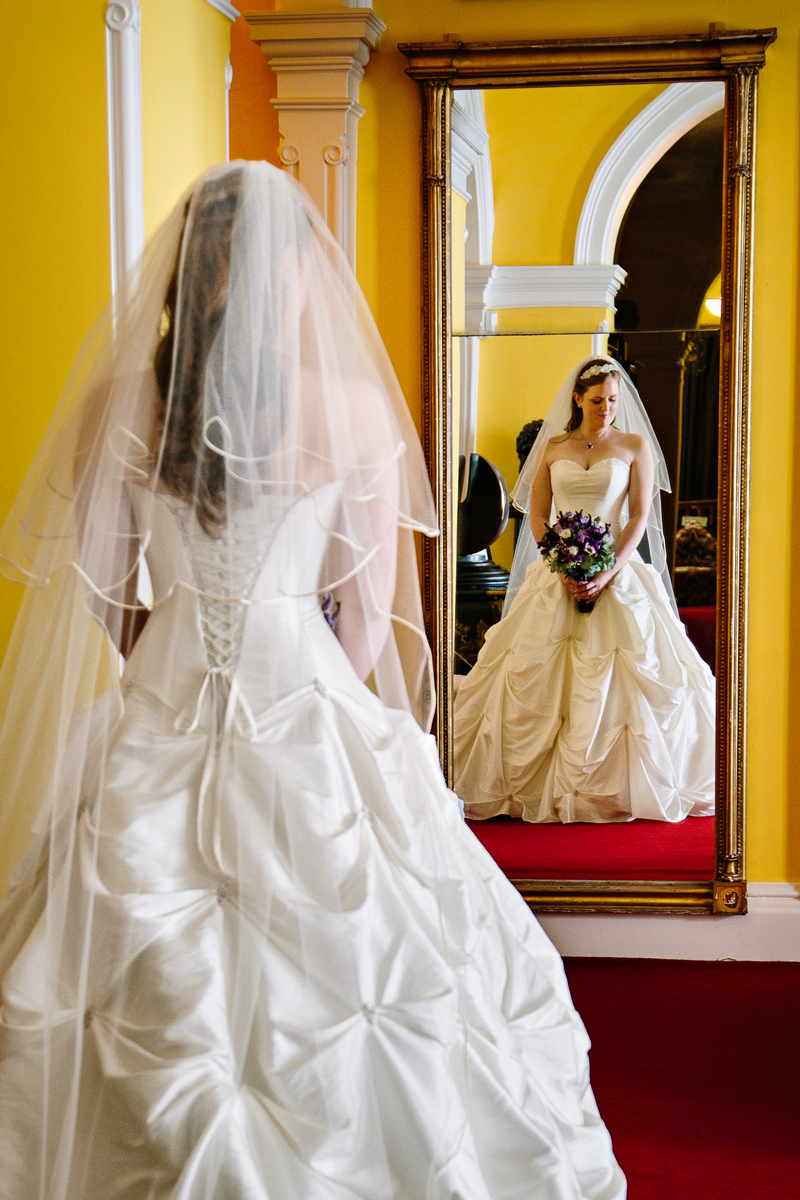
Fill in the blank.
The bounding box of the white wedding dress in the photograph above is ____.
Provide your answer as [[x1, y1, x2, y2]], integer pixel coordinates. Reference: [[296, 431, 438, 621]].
[[0, 483, 624, 1200], [454, 457, 716, 824]]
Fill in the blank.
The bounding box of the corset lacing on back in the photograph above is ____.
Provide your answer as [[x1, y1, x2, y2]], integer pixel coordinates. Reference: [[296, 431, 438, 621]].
[[168, 498, 274, 738]]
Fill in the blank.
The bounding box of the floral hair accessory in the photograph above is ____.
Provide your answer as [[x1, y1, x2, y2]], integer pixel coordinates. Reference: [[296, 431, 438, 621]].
[[578, 362, 618, 382]]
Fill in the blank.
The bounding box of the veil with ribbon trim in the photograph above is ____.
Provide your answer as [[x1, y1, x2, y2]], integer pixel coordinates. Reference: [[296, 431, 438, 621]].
[[0, 161, 438, 896], [503, 354, 675, 614]]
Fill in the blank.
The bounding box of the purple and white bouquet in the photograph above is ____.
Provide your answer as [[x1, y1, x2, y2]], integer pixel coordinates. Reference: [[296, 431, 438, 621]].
[[537, 510, 616, 612]]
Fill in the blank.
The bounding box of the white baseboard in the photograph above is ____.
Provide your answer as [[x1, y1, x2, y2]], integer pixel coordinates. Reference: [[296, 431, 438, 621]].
[[538, 882, 800, 962]]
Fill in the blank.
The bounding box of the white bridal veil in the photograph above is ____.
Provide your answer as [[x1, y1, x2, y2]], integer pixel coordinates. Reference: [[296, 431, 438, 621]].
[[0, 161, 443, 1198], [0, 161, 437, 901], [0, 167, 631, 1200], [504, 354, 674, 613]]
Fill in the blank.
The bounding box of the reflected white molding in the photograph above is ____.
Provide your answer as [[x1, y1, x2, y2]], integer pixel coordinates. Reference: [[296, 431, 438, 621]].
[[463, 263, 494, 333], [575, 81, 726, 266], [541, 883, 800, 962], [205, 0, 239, 19], [453, 92, 494, 471], [105, 0, 144, 295], [591, 319, 610, 358], [458, 337, 482, 498], [472, 264, 628, 315], [454, 90, 494, 268], [451, 94, 487, 201], [246, 8, 385, 267]]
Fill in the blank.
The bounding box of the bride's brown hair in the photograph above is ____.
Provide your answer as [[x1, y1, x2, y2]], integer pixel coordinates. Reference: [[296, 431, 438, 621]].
[[565, 359, 621, 433], [154, 169, 243, 535]]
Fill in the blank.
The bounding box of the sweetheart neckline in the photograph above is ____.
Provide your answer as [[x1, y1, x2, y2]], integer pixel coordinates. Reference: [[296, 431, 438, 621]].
[[550, 456, 630, 474]]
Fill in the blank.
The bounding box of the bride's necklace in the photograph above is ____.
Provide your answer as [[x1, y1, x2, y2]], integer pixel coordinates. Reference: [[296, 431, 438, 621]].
[[576, 425, 611, 451]]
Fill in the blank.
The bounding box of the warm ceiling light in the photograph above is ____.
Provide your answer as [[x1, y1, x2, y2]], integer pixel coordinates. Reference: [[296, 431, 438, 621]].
[[705, 298, 722, 318]]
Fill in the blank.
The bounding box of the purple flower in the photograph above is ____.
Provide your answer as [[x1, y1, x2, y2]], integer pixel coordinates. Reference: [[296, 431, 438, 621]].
[[536, 508, 616, 592], [320, 591, 340, 630]]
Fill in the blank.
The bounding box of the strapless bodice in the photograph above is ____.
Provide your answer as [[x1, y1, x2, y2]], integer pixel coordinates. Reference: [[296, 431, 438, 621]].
[[123, 483, 361, 726], [550, 456, 630, 537]]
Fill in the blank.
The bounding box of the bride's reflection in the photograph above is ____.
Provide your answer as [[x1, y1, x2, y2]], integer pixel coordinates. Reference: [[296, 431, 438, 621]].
[[453, 356, 716, 824]]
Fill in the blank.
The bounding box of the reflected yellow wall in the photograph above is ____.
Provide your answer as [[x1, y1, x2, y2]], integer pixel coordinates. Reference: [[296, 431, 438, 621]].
[[358, 0, 799, 885], [476, 335, 596, 571], [485, 85, 666, 265], [476, 85, 662, 572]]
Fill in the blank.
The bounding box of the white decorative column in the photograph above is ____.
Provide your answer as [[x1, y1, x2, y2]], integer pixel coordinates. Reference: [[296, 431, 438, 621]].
[[246, 8, 385, 266], [105, 0, 145, 295], [225, 56, 233, 161]]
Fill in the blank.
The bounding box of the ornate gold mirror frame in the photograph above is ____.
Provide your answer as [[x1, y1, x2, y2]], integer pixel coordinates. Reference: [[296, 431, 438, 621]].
[[400, 30, 776, 915]]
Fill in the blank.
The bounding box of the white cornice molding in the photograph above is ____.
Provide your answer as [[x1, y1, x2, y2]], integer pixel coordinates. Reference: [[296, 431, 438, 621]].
[[105, 0, 144, 295], [471, 264, 628, 314], [575, 80, 725, 266], [205, 0, 240, 20]]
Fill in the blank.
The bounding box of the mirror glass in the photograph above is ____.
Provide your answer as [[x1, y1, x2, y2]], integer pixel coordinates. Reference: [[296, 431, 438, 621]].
[[451, 84, 723, 884]]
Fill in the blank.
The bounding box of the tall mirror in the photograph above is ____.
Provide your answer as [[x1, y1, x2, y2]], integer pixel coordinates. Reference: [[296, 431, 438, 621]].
[[400, 31, 776, 914]]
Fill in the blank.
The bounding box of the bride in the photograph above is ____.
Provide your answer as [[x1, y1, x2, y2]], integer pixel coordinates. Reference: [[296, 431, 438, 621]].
[[0, 164, 624, 1199], [454, 356, 716, 825]]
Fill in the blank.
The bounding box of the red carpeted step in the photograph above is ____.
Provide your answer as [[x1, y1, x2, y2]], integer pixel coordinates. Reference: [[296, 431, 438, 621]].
[[467, 815, 715, 879], [679, 604, 716, 671], [563, 959, 800, 1200]]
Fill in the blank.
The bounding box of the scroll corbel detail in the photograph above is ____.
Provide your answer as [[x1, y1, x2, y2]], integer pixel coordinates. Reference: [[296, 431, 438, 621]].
[[105, 0, 140, 33]]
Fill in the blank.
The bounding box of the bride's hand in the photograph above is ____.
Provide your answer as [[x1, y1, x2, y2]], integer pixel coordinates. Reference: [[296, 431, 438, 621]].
[[571, 569, 616, 602]]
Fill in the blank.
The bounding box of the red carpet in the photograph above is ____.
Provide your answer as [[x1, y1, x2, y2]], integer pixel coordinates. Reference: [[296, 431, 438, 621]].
[[467, 815, 715, 879], [564, 959, 800, 1199], [678, 605, 716, 672]]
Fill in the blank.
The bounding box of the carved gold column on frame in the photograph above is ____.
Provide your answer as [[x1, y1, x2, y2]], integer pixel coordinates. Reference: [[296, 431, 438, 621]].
[[714, 64, 759, 916], [417, 81, 452, 777], [245, 7, 384, 267]]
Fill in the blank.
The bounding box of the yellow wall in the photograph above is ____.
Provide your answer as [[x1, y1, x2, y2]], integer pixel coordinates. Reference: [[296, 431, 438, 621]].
[[0, 3, 110, 663], [357, 0, 799, 885], [141, 0, 231, 235], [0, 3, 231, 663], [0, 2, 232, 894]]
